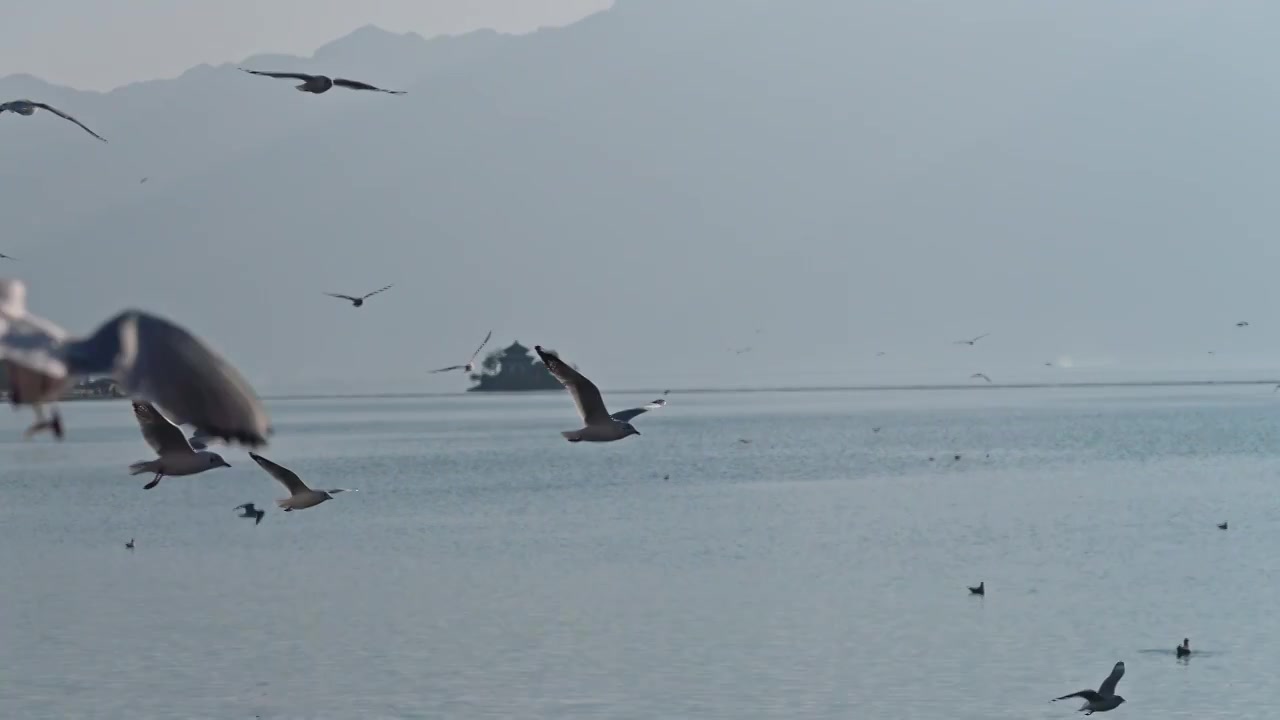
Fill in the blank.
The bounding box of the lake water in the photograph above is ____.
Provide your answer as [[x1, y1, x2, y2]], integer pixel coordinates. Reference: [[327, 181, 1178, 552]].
[[1, 385, 1277, 719]]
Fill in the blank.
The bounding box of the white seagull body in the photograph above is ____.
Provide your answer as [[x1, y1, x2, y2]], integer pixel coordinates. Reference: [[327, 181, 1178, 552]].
[[0, 99, 106, 142], [128, 402, 231, 489], [430, 330, 493, 373], [249, 452, 355, 511], [534, 345, 666, 442], [0, 279, 271, 447]]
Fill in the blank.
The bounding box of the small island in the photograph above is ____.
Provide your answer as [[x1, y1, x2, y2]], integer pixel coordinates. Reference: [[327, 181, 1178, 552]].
[[467, 341, 563, 392]]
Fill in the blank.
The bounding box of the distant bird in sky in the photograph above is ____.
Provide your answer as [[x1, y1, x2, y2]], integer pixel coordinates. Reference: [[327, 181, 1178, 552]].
[[738, 438, 753, 445], [0, 279, 272, 448], [971, 373, 991, 383], [954, 333, 989, 346], [875, 351, 886, 357], [249, 453, 356, 511], [968, 581, 984, 595], [731, 346, 752, 355], [239, 69, 406, 95], [0, 100, 106, 142], [872, 426, 882, 433], [1052, 661, 1125, 715], [1218, 521, 1228, 530], [0, 254, 16, 260], [430, 330, 493, 373], [235, 503, 266, 525], [1044, 361, 1053, 367], [534, 345, 666, 442], [125, 538, 134, 550], [324, 284, 392, 308], [1236, 321, 1250, 327], [139, 177, 148, 184], [129, 402, 231, 489]]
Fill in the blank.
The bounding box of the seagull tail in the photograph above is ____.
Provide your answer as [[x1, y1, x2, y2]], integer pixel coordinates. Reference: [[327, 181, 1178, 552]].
[[560, 430, 584, 443], [129, 460, 160, 476]]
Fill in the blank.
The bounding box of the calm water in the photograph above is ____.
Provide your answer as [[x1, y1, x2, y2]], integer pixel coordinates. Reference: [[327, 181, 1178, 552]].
[[2, 386, 1278, 719]]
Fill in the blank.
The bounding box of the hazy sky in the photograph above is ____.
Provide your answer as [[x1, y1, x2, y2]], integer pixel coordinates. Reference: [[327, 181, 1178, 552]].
[[0, 0, 611, 90]]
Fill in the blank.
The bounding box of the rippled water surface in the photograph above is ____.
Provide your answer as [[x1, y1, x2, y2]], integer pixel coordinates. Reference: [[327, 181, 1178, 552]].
[[2, 386, 1278, 719]]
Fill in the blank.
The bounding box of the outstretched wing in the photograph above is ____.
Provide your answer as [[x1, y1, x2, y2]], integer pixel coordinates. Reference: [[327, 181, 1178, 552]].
[[324, 293, 359, 303], [360, 284, 393, 300], [468, 330, 493, 364], [333, 78, 406, 94], [1053, 690, 1103, 703], [235, 503, 257, 512], [249, 453, 310, 495], [240, 68, 315, 82], [31, 103, 106, 142], [1097, 662, 1124, 697], [324, 488, 358, 494], [429, 365, 464, 374], [132, 401, 194, 455], [534, 345, 611, 424], [610, 398, 667, 423]]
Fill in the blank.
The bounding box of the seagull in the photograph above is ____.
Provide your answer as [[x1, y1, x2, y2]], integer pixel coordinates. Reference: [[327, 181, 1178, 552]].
[[124, 538, 134, 550], [0, 100, 106, 142], [732, 346, 752, 355], [0, 279, 272, 447], [872, 426, 882, 433], [1052, 661, 1125, 715], [187, 427, 216, 450], [249, 453, 356, 511], [1237, 321, 1250, 327], [875, 351, 886, 357], [129, 402, 232, 490], [1218, 521, 1228, 530], [239, 69, 406, 95], [0, 254, 16, 260], [235, 503, 266, 525], [430, 330, 493, 373], [971, 373, 991, 383], [534, 345, 666, 442], [1044, 361, 1054, 367], [324, 284, 392, 308], [954, 333, 990, 346], [968, 581, 984, 595], [1177, 638, 1191, 658]]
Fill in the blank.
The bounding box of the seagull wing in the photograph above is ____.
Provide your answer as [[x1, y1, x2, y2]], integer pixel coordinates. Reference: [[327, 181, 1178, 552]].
[[1053, 690, 1103, 703], [235, 503, 256, 512], [63, 311, 271, 448], [132, 401, 194, 455], [429, 365, 465, 373], [31, 102, 106, 142], [360, 284, 393, 300], [249, 453, 310, 495], [534, 345, 612, 424], [333, 78, 406, 94], [187, 428, 214, 450], [611, 398, 667, 423], [468, 330, 493, 364], [240, 68, 316, 82], [324, 488, 358, 494], [324, 293, 359, 302], [1097, 662, 1124, 697]]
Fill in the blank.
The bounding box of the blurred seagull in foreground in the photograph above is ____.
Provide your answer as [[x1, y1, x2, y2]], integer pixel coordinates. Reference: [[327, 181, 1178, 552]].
[[323, 284, 392, 308], [235, 503, 266, 525], [1052, 661, 1125, 715], [129, 402, 231, 489], [239, 69, 405, 95], [249, 453, 356, 511], [430, 330, 493, 374], [1, 99, 106, 141], [0, 278, 271, 447], [534, 345, 667, 442]]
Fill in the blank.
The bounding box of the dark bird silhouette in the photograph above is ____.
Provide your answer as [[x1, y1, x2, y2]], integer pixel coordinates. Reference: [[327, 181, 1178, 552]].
[[430, 330, 493, 373], [1236, 321, 1250, 327], [1, 99, 106, 141], [968, 581, 984, 595], [1052, 661, 1125, 715], [971, 373, 991, 383], [1218, 521, 1228, 530], [124, 538, 134, 550], [324, 284, 392, 308], [239, 69, 405, 95], [236, 503, 266, 525], [1177, 638, 1190, 658], [954, 333, 990, 346], [0, 253, 16, 260]]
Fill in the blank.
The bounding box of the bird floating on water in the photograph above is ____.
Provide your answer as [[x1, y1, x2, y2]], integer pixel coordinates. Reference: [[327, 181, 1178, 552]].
[[534, 345, 666, 442], [1052, 661, 1125, 715], [0, 100, 106, 141], [1177, 638, 1190, 658], [239, 69, 406, 95], [129, 402, 232, 489], [324, 284, 392, 308], [968, 581, 984, 595], [235, 503, 266, 525], [430, 330, 493, 374], [249, 453, 356, 511]]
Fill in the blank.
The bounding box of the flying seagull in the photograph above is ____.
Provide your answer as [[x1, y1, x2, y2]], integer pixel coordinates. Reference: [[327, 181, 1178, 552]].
[[1218, 521, 1228, 530], [239, 69, 405, 95], [954, 333, 990, 346], [430, 330, 493, 373], [128, 402, 231, 489], [1052, 661, 1125, 715], [1237, 321, 1250, 327], [0, 100, 106, 142], [971, 373, 992, 383], [534, 345, 667, 442], [0, 254, 16, 260], [0, 279, 271, 447], [125, 538, 134, 550], [324, 284, 392, 308], [235, 503, 266, 525], [249, 452, 356, 511], [968, 581, 984, 595]]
